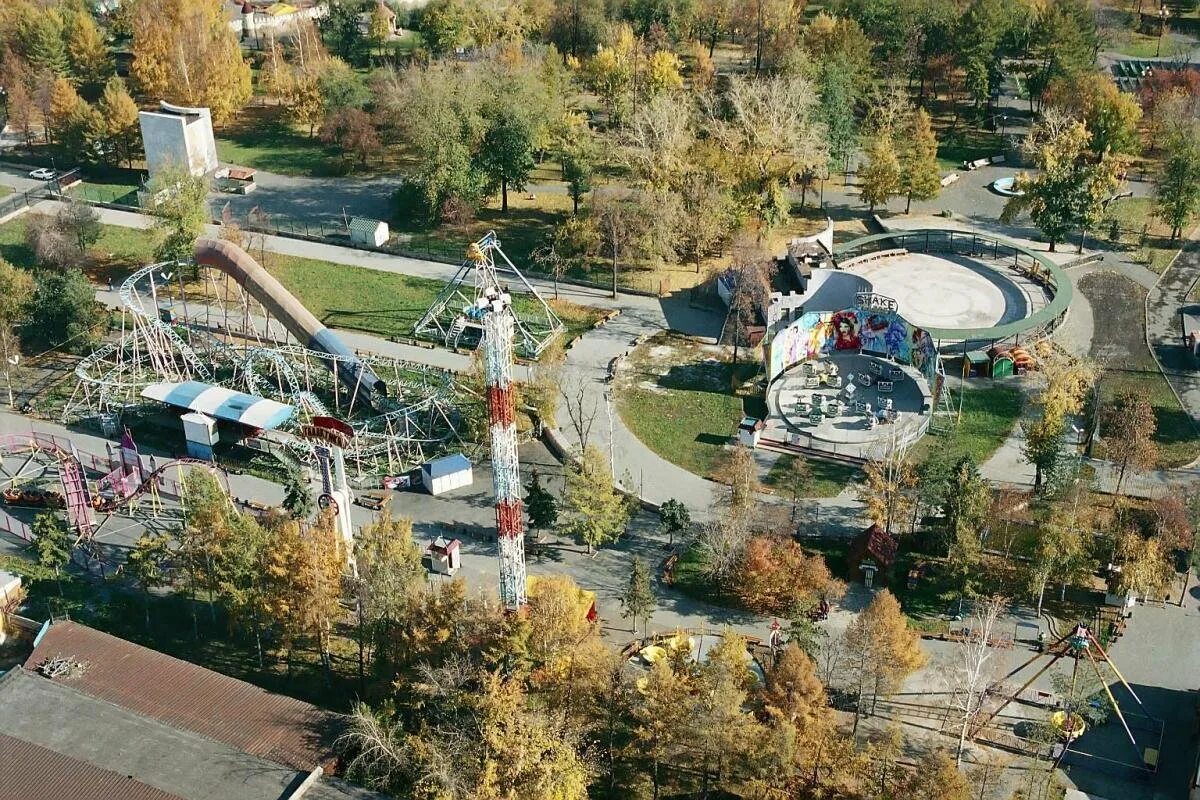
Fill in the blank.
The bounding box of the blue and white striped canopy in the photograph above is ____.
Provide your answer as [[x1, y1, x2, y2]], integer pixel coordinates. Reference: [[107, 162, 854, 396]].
[[140, 381, 295, 430]]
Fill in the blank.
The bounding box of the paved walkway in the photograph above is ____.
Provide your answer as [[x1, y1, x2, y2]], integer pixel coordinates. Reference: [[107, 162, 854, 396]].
[[1146, 227, 1200, 439]]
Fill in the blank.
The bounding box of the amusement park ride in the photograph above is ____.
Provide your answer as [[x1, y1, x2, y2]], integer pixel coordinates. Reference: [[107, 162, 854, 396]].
[[41, 232, 546, 608], [972, 622, 1161, 771]]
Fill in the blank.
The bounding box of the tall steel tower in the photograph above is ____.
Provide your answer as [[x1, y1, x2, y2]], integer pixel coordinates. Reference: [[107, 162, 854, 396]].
[[464, 236, 527, 610]]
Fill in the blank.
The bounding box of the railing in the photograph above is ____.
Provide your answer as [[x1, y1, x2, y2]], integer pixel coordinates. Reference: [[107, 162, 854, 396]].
[[835, 228, 1073, 345]]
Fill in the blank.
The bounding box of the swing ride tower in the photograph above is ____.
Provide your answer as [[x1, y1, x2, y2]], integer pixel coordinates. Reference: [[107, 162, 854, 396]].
[[465, 236, 527, 610]]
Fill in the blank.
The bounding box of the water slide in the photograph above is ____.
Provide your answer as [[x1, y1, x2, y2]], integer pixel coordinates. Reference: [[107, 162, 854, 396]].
[[192, 238, 387, 405]]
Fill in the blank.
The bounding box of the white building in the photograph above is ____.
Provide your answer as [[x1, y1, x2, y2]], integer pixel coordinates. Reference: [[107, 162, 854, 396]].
[[138, 102, 219, 179], [421, 454, 473, 496]]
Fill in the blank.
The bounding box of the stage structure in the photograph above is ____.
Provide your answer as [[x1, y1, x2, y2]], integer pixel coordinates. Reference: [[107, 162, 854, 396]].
[[413, 231, 564, 358], [66, 242, 462, 477], [467, 238, 528, 610]]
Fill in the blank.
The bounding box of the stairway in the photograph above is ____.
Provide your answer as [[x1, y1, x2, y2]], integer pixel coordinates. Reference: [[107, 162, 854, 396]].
[[446, 315, 467, 348]]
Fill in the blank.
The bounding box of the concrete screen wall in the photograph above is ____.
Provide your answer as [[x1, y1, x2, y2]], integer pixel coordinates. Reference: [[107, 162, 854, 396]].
[[139, 102, 218, 178]]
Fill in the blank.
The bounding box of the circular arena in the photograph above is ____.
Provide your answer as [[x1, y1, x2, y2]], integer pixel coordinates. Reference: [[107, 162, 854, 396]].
[[755, 229, 1072, 459], [834, 229, 1072, 350]]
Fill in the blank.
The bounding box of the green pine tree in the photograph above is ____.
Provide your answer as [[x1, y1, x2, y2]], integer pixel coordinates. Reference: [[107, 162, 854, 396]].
[[525, 468, 559, 539], [31, 512, 71, 598], [620, 557, 655, 637]]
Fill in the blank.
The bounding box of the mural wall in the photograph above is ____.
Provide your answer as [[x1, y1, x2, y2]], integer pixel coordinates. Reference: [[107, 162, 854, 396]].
[[766, 308, 938, 384]]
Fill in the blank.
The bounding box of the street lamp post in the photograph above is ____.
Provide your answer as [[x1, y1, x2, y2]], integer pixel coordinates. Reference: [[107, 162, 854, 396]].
[[1157, 6, 1171, 57]]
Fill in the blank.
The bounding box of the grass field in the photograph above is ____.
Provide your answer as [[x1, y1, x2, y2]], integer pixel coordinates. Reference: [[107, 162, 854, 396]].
[[0, 185, 12, 199], [1104, 196, 1184, 274], [910, 384, 1024, 466], [614, 333, 764, 479], [762, 455, 861, 499], [1079, 270, 1200, 467], [270, 254, 604, 344], [215, 106, 347, 177], [935, 126, 1005, 173], [0, 217, 157, 282]]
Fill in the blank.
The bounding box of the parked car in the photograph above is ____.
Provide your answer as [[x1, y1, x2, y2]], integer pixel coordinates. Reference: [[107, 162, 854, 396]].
[[28, 168, 55, 181]]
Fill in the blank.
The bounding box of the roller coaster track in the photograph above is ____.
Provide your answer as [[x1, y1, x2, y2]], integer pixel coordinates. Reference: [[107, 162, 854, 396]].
[[96, 457, 229, 513]]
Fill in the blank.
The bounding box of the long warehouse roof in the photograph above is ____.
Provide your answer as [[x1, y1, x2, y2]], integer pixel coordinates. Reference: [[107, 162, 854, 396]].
[[141, 381, 295, 430]]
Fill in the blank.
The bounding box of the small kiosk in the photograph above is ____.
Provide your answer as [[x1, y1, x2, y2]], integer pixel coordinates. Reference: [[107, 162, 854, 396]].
[[421, 454, 473, 496], [349, 217, 389, 248], [428, 536, 462, 576], [737, 416, 765, 447], [180, 412, 218, 460]]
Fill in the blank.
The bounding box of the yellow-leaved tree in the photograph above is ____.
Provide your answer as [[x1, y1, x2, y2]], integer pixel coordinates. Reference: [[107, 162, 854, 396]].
[[128, 0, 251, 124]]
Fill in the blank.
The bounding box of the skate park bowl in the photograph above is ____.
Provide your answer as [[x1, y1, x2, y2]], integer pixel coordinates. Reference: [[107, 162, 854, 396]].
[[834, 229, 1072, 353]]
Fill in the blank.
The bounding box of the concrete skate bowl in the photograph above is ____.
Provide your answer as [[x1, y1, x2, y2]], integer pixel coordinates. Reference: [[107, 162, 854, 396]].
[[835, 229, 1072, 353]]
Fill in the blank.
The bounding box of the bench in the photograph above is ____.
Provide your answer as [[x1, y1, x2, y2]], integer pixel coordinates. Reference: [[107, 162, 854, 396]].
[[837, 248, 909, 270], [940, 172, 960, 187]]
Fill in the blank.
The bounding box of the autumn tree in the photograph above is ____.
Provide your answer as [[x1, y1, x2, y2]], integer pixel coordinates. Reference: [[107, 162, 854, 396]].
[[1113, 531, 1175, 602], [713, 442, 761, 519], [351, 512, 423, 682], [275, 513, 345, 675], [632, 658, 692, 797], [737, 536, 843, 616], [624, 91, 695, 192], [127, 533, 172, 628], [65, 8, 111, 88], [951, 595, 1005, 765], [563, 444, 630, 553], [1001, 112, 1125, 252], [320, 108, 381, 168], [97, 78, 141, 168], [1046, 72, 1142, 157], [0, 259, 33, 407], [761, 643, 831, 739], [843, 589, 925, 733], [1027, 515, 1090, 616], [620, 556, 655, 636], [128, 0, 251, 124], [46, 77, 80, 144], [1103, 390, 1158, 498], [899, 108, 941, 213], [712, 72, 828, 231], [858, 132, 902, 212], [857, 437, 917, 535]]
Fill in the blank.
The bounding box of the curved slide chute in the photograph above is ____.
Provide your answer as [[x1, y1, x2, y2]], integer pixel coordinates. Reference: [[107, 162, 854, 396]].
[[193, 238, 387, 405]]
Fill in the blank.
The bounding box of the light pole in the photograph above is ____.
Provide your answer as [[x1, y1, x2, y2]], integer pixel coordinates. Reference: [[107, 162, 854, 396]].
[[1157, 6, 1170, 57]]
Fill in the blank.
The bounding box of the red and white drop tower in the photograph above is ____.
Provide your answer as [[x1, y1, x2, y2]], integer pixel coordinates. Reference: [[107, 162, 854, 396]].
[[464, 235, 527, 610]]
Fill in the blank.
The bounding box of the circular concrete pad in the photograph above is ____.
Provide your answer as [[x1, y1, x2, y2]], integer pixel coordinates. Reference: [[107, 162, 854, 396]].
[[845, 253, 1028, 331]]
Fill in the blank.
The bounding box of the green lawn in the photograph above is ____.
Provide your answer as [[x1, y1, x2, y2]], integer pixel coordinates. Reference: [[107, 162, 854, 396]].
[[0, 218, 605, 347], [1104, 196, 1185, 275], [215, 106, 342, 177], [936, 127, 1005, 173], [614, 334, 763, 479], [1079, 270, 1200, 467], [910, 385, 1024, 466], [0, 185, 13, 199], [763, 455, 861, 499]]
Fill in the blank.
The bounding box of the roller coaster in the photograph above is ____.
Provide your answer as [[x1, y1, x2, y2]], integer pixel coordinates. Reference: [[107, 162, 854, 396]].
[[64, 240, 465, 477]]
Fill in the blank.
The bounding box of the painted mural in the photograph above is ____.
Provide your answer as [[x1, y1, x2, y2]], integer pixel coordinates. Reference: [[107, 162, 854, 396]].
[[766, 308, 938, 384]]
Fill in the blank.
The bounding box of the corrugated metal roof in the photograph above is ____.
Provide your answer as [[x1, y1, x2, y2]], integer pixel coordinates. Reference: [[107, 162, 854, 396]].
[[422, 453, 471, 478], [25, 621, 338, 773], [0, 732, 188, 800], [141, 381, 295, 430]]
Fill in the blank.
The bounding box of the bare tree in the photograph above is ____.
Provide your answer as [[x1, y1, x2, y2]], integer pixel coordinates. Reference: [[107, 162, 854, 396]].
[[951, 595, 1007, 765], [696, 514, 747, 582], [560, 374, 599, 450]]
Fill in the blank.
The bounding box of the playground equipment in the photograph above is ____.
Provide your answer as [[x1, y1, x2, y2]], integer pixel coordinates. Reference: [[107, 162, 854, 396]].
[[413, 230, 564, 358], [972, 622, 1161, 770], [66, 241, 463, 477]]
